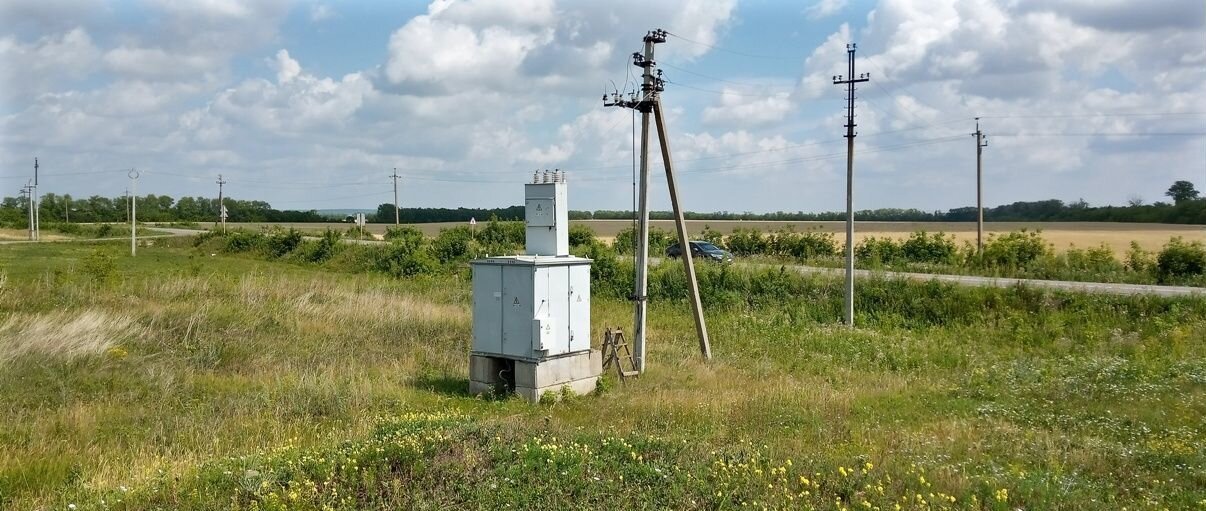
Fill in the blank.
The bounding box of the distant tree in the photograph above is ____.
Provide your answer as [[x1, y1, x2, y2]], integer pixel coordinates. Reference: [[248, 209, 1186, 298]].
[[1166, 181, 1199, 204], [1127, 195, 1145, 207]]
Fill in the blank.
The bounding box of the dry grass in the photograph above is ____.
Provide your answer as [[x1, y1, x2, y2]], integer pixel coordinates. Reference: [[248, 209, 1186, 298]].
[[0, 228, 72, 241], [0, 310, 139, 364]]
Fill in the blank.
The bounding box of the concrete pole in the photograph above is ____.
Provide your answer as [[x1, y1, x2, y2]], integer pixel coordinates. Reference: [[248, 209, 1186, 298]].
[[975, 118, 987, 255], [129, 169, 139, 256], [832, 43, 867, 328], [391, 168, 401, 225], [632, 37, 655, 373], [217, 174, 226, 233], [653, 99, 711, 360], [32, 158, 39, 241]]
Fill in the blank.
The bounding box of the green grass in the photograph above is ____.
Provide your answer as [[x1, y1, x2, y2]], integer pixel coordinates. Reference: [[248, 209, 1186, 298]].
[[0, 240, 1202, 510]]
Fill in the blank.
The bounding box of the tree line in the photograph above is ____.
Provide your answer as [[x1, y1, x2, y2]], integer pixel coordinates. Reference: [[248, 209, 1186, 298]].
[[3, 181, 1201, 226], [0, 193, 325, 225]]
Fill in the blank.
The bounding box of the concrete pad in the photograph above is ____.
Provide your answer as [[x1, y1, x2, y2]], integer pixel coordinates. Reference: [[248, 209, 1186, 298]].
[[515, 376, 599, 402], [513, 350, 601, 388]]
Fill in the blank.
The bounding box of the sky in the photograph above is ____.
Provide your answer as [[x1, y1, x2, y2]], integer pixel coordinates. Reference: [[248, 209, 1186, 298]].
[[1, 0, 1204, 213]]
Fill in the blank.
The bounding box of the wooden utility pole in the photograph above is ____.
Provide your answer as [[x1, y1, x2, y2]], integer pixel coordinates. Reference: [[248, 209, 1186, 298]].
[[974, 118, 988, 254], [604, 28, 711, 370], [390, 168, 401, 225], [833, 43, 869, 328]]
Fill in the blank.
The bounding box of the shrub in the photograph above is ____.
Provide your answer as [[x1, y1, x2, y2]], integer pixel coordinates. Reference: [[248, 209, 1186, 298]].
[[1125, 241, 1155, 273], [224, 230, 265, 253], [303, 229, 342, 263], [777, 229, 838, 260], [96, 223, 114, 238], [727, 228, 769, 256], [266, 228, 303, 258], [431, 226, 474, 263], [900, 231, 957, 265], [980, 230, 1051, 269], [384, 226, 426, 252], [81, 249, 117, 284], [379, 244, 438, 278], [478, 218, 525, 247], [855, 237, 903, 265], [568, 224, 597, 248], [1155, 237, 1206, 283], [699, 225, 724, 246], [613, 226, 674, 255], [1064, 244, 1123, 274]]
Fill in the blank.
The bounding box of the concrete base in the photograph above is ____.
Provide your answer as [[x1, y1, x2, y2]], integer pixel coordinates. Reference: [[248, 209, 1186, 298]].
[[469, 350, 601, 403]]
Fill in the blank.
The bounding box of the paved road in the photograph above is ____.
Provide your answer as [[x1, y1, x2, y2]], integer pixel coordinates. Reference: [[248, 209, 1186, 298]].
[[745, 262, 1205, 298]]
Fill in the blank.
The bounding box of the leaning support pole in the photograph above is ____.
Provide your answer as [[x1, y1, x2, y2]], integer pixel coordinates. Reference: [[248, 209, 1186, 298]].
[[652, 99, 712, 360]]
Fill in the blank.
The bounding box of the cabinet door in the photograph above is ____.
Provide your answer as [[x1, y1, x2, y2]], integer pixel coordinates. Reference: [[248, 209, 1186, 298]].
[[501, 265, 534, 358], [471, 265, 502, 354], [568, 265, 591, 353]]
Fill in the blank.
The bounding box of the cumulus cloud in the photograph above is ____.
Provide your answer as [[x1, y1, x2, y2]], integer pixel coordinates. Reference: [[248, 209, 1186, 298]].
[[1, 0, 1202, 212], [805, 0, 848, 20], [702, 90, 794, 127]]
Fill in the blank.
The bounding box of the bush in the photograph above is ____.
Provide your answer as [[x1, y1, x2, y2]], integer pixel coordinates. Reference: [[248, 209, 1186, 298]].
[[568, 224, 597, 248], [431, 226, 474, 263], [301, 229, 342, 263], [727, 228, 769, 256], [900, 231, 958, 265], [1125, 241, 1155, 273], [1063, 244, 1123, 274], [699, 225, 724, 246], [96, 223, 114, 238], [775, 229, 838, 260], [980, 230, 1051, 269], [478, 218, 525, 247], [266, 228, 303, 258], [855, 237, 903, 265], [224, 230, 265, 253], [613, 226, 674, 255], [378, 243, 438, 278], [1155, 237, 1206, 283], [384, 226, 426, 252]]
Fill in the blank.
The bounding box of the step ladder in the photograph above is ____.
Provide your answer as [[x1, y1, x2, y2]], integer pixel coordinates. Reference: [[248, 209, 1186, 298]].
[[601, 327, 639, 379]]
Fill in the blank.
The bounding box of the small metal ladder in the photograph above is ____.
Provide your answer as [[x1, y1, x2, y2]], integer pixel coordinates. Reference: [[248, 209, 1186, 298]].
[[601, 327, 639, 379]]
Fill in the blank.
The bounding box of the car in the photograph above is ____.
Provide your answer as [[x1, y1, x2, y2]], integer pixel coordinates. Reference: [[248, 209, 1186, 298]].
[[665, 241, 734, 263]]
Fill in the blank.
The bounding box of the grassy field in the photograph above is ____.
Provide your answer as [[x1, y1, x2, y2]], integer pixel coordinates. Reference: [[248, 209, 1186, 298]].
[[0, 240, 1203, 509], [190, 220, 1206, 254]]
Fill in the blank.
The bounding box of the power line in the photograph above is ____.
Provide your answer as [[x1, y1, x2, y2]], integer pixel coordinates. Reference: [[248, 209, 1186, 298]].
[[664, 30, 795, 60]]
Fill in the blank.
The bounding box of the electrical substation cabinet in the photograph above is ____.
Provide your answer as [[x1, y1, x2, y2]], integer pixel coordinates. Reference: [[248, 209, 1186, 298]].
[[471, 256, 591, 361]]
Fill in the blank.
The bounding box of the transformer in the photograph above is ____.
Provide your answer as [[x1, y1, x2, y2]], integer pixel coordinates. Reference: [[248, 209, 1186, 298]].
[[468, 173, 600, 401]]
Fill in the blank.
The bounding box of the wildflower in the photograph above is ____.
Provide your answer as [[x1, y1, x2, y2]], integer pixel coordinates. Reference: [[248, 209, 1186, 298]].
[[995, 488, 1008, 502]]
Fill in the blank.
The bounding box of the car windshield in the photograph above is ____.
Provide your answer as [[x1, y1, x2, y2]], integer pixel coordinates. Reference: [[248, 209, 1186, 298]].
[[695, 242, 723, 252]]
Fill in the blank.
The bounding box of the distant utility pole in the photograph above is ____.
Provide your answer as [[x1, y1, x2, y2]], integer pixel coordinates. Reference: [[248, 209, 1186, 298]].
[[973, 118, 988, 254], [20, 183, 33, 240], [390, 168, 401, 225], [32, 158, 39, 241], [833, 43, 869, 329], [216, 174, 227, 233], [606, 28, 711, 371], [129, 169, 139, 256]]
